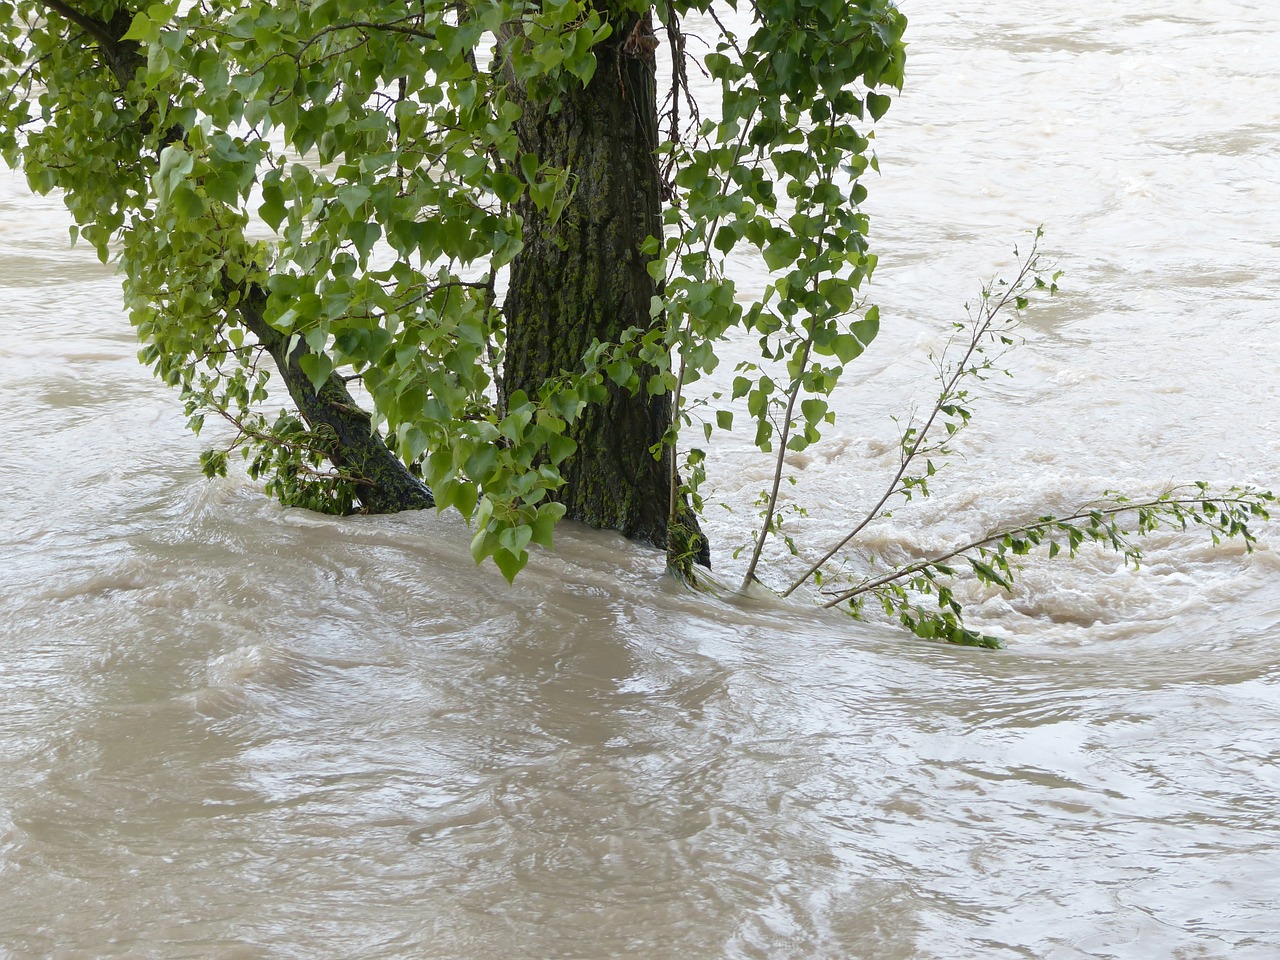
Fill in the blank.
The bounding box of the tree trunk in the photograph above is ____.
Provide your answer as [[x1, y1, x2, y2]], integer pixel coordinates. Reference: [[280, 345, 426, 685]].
[[502, 12, 709, 569]]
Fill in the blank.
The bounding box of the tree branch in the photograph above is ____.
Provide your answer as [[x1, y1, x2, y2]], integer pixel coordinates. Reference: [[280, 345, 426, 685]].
[[783, 243, 1042, 597], [819, 492, 1269, 609], [34, 0, 117, 48]]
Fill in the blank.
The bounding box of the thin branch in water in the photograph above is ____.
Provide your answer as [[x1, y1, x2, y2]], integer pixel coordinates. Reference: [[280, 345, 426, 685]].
[[818, 489, 1272, 609], [739, 336, 814, 590], [782, 240, 1045, 597]]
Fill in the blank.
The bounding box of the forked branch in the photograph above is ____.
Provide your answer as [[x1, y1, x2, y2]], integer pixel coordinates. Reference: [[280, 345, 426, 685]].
[[783, 236, 1049, 597]]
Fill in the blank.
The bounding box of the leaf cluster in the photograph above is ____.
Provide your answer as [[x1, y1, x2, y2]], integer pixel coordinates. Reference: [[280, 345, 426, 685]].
[[0, 0, 909, 584]]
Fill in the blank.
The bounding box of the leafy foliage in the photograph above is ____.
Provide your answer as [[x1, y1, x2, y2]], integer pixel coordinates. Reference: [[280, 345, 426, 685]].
[[823, 485, 1276, 649], [0, 0, 905, 583], [3, 1, 1268, 647]]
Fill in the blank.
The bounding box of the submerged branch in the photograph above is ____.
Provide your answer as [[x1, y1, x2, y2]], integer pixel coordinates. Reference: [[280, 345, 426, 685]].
[[740, 336, 813, 591], [819, 489, 1274, 609], [783, 241, 1044, 598], [235, 285, 434, 514]]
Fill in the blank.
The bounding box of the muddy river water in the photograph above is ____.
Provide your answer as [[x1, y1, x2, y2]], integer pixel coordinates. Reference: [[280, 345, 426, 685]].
[[2, 1, 1279, 957]]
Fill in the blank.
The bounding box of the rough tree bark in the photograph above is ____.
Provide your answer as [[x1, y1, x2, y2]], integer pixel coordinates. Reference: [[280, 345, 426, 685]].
[[237, 287, 434, 514], [502, 10, 710, 569]]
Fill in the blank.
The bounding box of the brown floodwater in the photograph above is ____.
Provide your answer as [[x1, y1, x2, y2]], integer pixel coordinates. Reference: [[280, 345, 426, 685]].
[[2, 1, 1279, 957]]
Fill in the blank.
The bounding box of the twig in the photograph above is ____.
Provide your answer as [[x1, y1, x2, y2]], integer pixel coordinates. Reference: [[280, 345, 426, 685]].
[[739, 335, 814, 589], [819, 492, 1267, 608], [782, 241, 1042, 597]]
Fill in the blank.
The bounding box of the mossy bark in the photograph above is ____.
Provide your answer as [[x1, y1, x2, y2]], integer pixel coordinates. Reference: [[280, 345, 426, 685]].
[[238, 286, 434, 514], [502, 13, 709, 569]]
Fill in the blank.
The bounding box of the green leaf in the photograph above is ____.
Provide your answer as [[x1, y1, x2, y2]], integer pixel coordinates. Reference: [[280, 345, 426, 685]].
[[121, 10, 159, 43], [400, 426, 429, 464], [433, 478, 459, 511], [762, 236, 802, 271], [347, 221, 381, 260], [465, 443, 499, 482], [471, 527, 496, 565], [969, 558, 1012, 591], [529, 501, 566, 548], [520, 153, 540, 184], [800, 398, 827, 424], [546, 432, 577, 464], [830, 334, 864, 365], [153, 145, 193, 206], [259, 183, 286, 232], [170, 185, 205, 220], [298, 352, 332, 391], [453, 480, 479, 519], [337, 184, 371, 215], [491, 172, 523, 204], [493, 547, 527, 584], [499, 524, 533, 555]]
